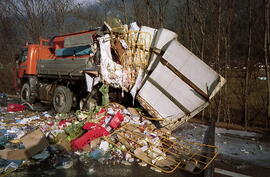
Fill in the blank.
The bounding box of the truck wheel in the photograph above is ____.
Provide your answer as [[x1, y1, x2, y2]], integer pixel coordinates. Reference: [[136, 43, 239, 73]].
[[53, 86, 73, 113], [20, 82, 35, 103]]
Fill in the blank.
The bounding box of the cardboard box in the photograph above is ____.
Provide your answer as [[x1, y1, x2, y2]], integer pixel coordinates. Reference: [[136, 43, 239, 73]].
[[0, 129, 49, 160]]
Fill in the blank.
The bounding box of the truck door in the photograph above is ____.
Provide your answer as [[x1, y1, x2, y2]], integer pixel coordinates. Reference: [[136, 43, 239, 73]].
[[17, 48, 28, 78]]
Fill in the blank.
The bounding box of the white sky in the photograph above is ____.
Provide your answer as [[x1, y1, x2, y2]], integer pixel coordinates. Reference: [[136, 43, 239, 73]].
[[77, 0, 97, 4]]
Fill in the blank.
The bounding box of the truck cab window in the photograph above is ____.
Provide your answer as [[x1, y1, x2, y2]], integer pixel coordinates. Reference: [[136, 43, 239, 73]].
[[19, 49, 28, 63]]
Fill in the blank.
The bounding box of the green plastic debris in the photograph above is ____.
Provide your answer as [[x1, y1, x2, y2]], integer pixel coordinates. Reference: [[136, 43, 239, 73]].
[[76, 110, 93, 120], [99, 84, 109, 106], [64, 122, 84, 141]]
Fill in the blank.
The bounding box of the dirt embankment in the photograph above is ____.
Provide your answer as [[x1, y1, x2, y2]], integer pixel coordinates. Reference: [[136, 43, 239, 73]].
[[197, 68, 268, 130]]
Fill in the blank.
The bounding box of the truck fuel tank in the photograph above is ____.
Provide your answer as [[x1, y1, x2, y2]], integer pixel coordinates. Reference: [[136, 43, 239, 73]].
[[39, 83, 55, 102]]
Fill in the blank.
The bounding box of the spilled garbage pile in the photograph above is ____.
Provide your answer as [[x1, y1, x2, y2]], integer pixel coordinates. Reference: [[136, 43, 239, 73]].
[[0, 101, 218, 176], [0, 17, 225, 175]]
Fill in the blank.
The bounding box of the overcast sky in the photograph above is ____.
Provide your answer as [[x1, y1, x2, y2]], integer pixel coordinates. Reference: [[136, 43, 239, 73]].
[[77, 0, 97, 4]]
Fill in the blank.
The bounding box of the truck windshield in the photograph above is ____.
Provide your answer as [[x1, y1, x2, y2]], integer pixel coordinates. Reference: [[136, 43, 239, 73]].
[[19, 48, 28, 63]]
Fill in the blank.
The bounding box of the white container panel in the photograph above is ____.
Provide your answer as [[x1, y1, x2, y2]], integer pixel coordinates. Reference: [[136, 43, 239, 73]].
[[139, 80, 184, 118], [150, 63, 205, 112], [153, 28, 178, 51], [163, 40, 219, 94]]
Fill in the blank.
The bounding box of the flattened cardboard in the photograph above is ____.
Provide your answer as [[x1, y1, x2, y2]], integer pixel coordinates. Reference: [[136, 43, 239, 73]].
[[134, 148, 151, 163], [0, 149, 28, 160], [0, 129, 49, 160], [127, 107, 139, 116], [55, 133, 72, 151]]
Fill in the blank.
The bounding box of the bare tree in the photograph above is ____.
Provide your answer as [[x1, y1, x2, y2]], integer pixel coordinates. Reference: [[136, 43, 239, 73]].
[[244, 0, 253, 129], [0, 2, 20, 63], [157, 0, 169, 28], [186, 0, 193, 50], [48, 0, 74, 34], [99, 0, 129, 24], [132, 0, 144, 24], [144, 0, 150, 25], [121, 0, 128, 24], [224, 0, 234, 124], [216, 0, 222, 123], [73, 2, 104, 30], [98, 0, 113, 19], [5, 0, 50, 43], [264, 0, 270, 128]]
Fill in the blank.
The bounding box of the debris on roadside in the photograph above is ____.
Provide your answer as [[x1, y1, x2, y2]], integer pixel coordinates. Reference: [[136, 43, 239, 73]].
[[0, 101, 218, 175], [104, 123, 218, 174]]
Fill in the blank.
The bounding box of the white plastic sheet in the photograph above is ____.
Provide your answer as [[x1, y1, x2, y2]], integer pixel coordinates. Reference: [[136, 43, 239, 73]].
[[130, 22, 140, 31], [98, 34, 123, 88]]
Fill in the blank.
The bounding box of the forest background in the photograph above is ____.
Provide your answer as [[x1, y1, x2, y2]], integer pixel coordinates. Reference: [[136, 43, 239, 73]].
[[0, 0, 269, 131]]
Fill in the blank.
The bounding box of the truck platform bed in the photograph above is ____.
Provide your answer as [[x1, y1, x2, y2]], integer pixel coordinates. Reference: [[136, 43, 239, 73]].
[[37, 58, 93, 77]]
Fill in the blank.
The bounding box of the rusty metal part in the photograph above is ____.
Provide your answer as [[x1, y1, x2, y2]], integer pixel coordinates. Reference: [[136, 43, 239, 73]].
[[104, 123, 218, 174]]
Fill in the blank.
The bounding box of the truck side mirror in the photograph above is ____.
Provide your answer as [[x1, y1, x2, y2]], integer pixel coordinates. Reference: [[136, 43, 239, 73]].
[[15, 54, 19, 61]]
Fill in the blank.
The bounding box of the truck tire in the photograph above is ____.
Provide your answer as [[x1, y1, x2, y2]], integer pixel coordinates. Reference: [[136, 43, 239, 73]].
[[20, 82, 35, 103], [53, 86, 73, 113]]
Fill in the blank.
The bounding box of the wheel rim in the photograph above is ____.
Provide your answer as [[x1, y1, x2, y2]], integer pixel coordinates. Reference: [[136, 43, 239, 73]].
[[21, 87, 30, 101], [54, 92, 66, 108]]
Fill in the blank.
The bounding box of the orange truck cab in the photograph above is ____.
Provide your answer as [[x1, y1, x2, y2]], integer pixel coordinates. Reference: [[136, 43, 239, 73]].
[[17, 40, 52, 79], [16, 30, 99, 113]]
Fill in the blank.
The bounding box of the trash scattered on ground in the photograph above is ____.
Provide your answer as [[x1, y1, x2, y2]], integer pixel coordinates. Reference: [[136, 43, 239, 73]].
[[241, 149, 249, 154], [0, 100, 218, 175]]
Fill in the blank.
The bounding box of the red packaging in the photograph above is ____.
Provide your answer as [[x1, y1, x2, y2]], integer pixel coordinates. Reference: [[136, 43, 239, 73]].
[[71, 123, 110, 150], [83, 122, 99, 130], [97, 108, 106, 115], [109, 111, 124, 129], [58, 120, 71, 128], [7, 104, 26, 112]]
